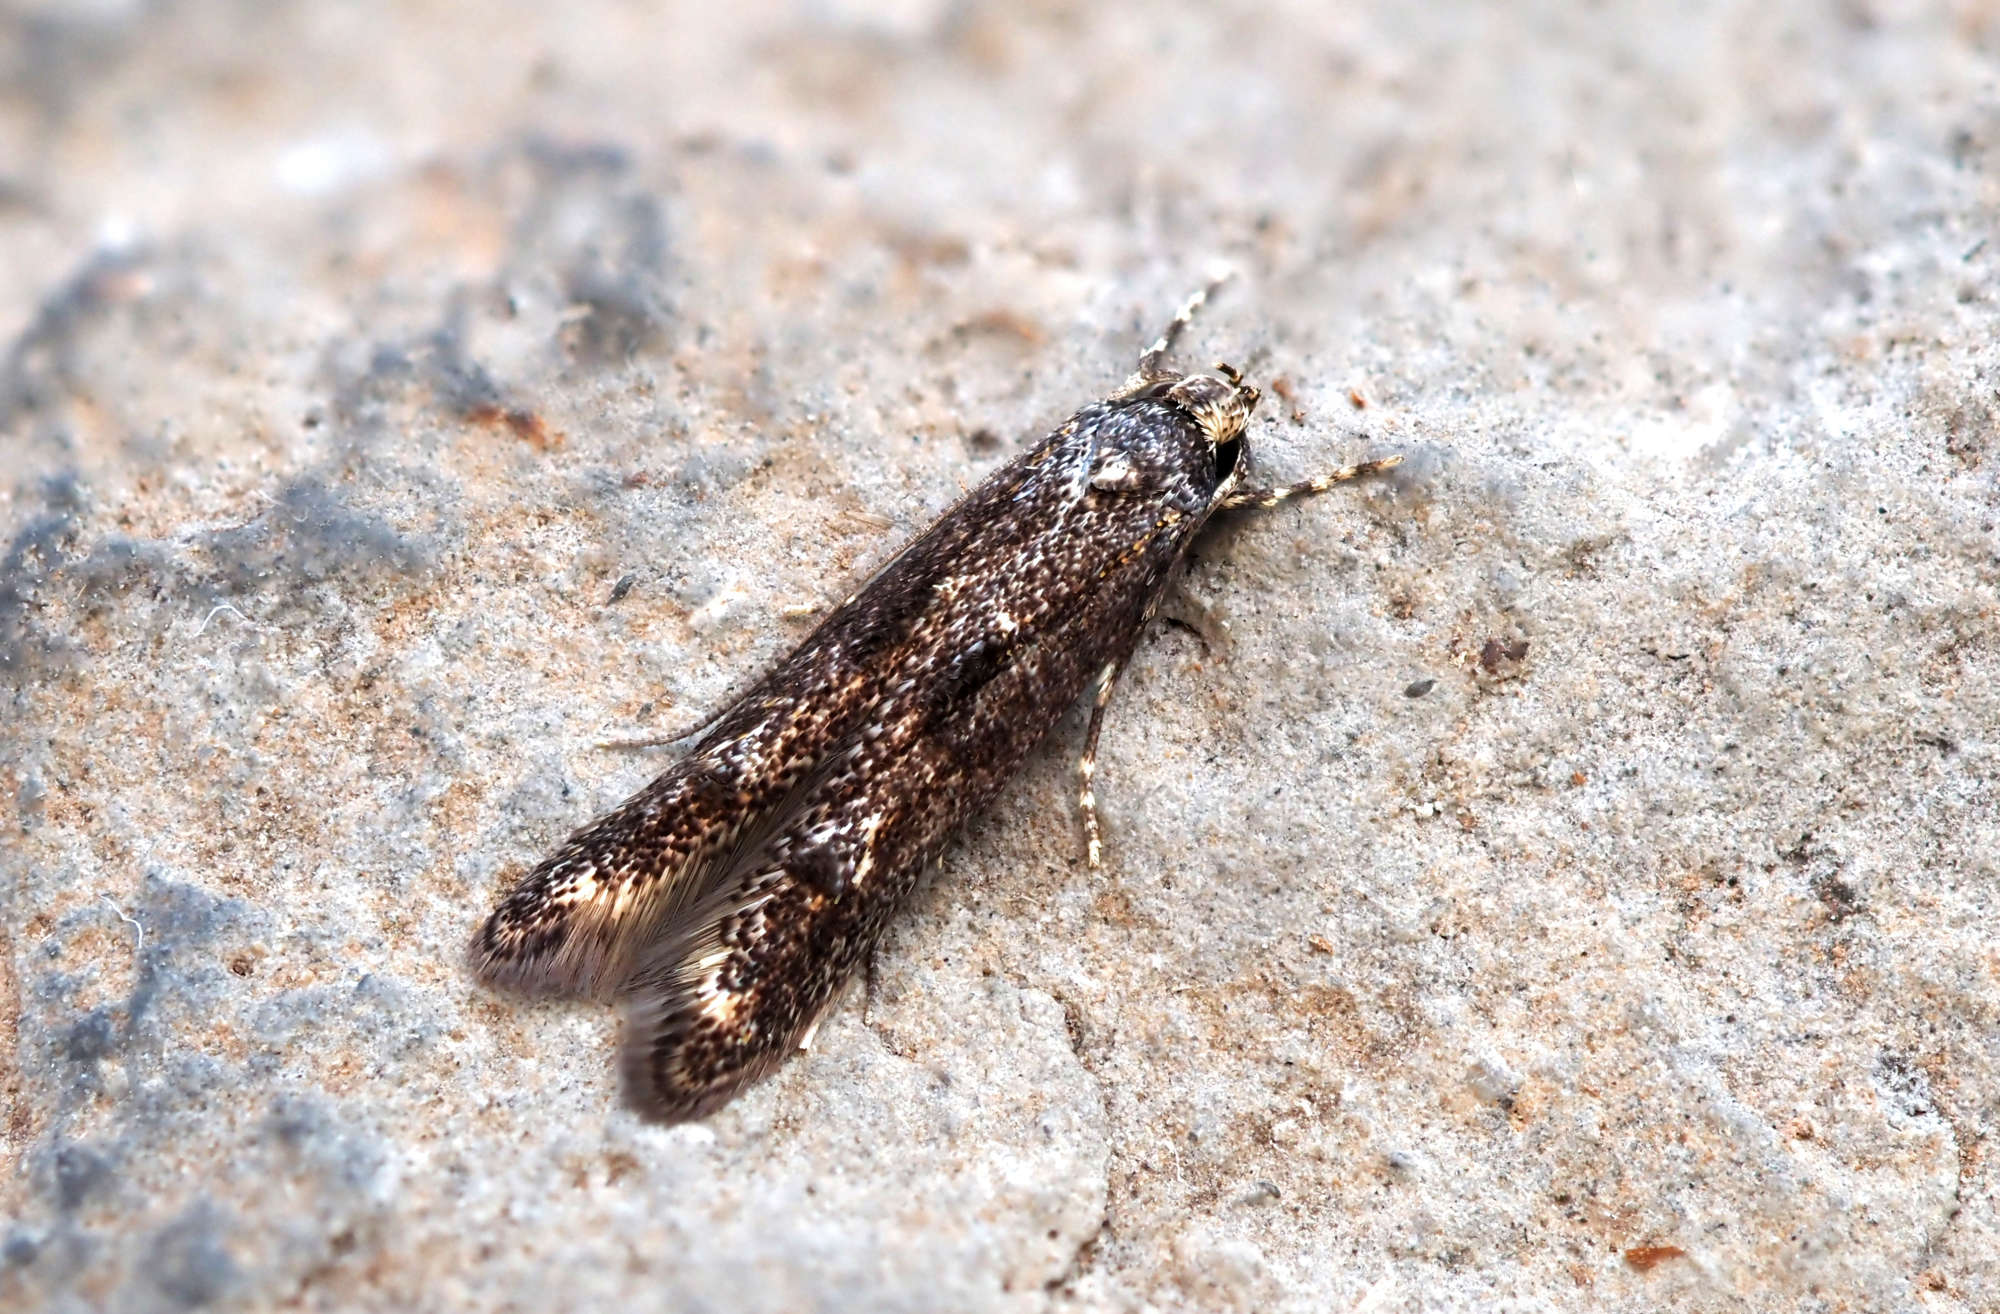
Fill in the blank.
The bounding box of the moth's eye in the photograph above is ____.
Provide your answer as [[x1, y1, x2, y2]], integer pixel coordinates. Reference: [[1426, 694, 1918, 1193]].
[[1214, 436, 1243, 482]]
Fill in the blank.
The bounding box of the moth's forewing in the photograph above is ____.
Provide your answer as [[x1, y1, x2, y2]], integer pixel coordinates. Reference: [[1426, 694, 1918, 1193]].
[[614, 401, 1233, 1121], [477, 377, 1248, 1123]]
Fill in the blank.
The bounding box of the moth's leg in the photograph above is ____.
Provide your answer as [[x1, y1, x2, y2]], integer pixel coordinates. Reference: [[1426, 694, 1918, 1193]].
[[593, 697, 742, 751], [1220, 454, 1403, 512], [1079, 656, 1129, 870], [593, 729, 695, 751]]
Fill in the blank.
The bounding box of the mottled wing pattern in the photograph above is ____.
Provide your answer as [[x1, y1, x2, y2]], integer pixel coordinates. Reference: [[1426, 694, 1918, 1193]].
[[617, 400, 1226, 1119], [474, 373, 1251, 1121], [468, 726, 848, 1001], [468, 425, 1067, 1000]]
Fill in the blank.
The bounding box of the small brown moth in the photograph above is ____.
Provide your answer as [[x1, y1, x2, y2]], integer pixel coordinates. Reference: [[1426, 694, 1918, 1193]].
[[471, 282, 1400, 1122]]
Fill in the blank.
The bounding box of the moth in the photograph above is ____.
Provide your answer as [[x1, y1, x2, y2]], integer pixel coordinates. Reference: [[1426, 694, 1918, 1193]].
[[471, 282, 1400, 1122]]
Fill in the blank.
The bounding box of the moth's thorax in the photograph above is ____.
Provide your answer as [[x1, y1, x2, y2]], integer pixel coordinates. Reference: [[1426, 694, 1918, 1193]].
[[1096, 368, 1256, 508], [1163, 370, 1260, 446]]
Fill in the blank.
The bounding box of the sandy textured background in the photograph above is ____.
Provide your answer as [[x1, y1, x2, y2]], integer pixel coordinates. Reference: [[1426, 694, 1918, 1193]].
[[3, 2, 1996, 1311]]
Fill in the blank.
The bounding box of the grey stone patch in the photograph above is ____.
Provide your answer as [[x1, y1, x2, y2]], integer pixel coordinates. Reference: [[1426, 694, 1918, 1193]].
[[0, 472, 85, 677], [6, 873, 402, 1313], [425, 292, 508, 415], [141, 1200, 240, 1310], [670, 442, 767, 495], [4, 3, 1997, 1311], [194, 477, 430, 592], [3, 1230, 41, 1269], [319, 299, 502, 438], [247, 973, 447, 1075], [3, 5, 154, 120], [260, 1091, 392, 1205], [47, 1144, 111, 1213], [21, 877, 251, 1111], [0, 249, 151, 431], [511, 135, 676, 362], [1, 467, 437, 688]]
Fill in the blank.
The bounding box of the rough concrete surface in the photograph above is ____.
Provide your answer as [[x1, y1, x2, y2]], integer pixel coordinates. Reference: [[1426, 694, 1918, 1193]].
[[2, 2, 1996, 1311]]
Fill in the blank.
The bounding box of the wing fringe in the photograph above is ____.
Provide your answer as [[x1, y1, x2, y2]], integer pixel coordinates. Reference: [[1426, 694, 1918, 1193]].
[[468, 756, 755, 1000]]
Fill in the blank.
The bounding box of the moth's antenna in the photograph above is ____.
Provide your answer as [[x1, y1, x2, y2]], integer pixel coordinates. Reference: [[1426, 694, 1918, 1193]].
[[1135, 269, 1235, 380]]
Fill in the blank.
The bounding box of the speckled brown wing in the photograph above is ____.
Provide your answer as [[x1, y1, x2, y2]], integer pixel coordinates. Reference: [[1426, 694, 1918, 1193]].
[[615, 404, 1226, 1121], [468, 731, 850, 1001], [475, 377, 1246, 1123], [466, 434, 1064, 1003]]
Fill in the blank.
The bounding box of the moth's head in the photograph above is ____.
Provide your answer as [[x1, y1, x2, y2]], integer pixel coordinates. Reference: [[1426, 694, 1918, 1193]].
[[1165, 363, 1258, 489], [1164, 363, 1259, 445]]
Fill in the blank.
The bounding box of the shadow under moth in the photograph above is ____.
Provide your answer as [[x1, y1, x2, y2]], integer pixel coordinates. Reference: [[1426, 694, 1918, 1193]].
[[471, 281, 1401, 1122]]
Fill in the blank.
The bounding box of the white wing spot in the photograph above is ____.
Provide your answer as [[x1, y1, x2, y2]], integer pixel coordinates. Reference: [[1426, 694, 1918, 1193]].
[[700, 990, 745, 1023], [852, 811, 887, 887]]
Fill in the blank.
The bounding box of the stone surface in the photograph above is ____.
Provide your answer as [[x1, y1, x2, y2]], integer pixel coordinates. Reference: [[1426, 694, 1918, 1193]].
[[2, 2, 1996, 1311]]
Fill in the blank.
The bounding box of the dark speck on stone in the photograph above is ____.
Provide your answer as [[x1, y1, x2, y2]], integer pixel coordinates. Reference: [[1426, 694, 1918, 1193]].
[[64, 1009, 118, 1065], [146, 1201, 239, 1310], [1404, 678, 1436, 698], [3, 1231, 38, 1267], [1238, 1180, 1282, 1206], [53, 1144, 111, 1211]]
